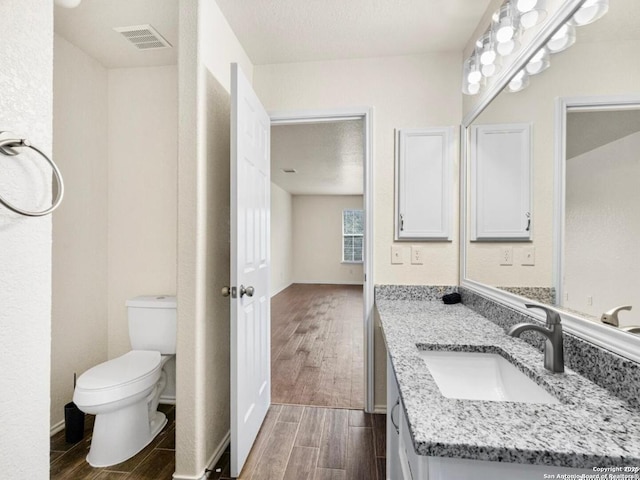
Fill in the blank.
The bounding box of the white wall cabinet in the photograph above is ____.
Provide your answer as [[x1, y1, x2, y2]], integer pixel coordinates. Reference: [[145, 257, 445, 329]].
[[395, 128, 454, 241], [470, 123, 532, 241]]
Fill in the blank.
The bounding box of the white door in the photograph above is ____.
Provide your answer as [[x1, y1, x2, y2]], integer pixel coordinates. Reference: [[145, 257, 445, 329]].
[[230, 63, 271, 477]]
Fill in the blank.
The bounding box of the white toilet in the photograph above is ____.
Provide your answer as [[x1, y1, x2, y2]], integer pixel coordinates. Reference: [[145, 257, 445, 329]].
[[73, 295, 177, 467]]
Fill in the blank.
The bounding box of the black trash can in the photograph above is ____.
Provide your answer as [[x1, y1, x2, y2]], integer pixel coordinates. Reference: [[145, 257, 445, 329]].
[[64, 402, 84, 444]]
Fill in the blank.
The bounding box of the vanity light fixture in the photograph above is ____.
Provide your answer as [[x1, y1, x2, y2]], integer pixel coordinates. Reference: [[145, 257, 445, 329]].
[[461, 0, 608, 96], [569, 0, 609, 26], [517, 0, 548, 29], [525, 47, 551, 75]]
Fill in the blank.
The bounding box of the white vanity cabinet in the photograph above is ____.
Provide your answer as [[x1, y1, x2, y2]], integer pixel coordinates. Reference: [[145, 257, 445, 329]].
[[386, 353, 593, 480]]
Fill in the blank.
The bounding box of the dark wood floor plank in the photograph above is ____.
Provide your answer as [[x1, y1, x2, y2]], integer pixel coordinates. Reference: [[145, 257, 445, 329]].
[[372, 414, 387, 458], [317, 409, 349, 469], [346, 426, 377, 480], [314, 468, 347, 480], [348, 410, 371, 428], [271, 284, 363, 409], [127, 449, 175, 480], [376, 457, 386, 480], [250, 421, 299, 480], [295, 407, 326, 448], [92, 472, 129, 479], [237, 404, 282, 479], [282, 446, 318, 480]]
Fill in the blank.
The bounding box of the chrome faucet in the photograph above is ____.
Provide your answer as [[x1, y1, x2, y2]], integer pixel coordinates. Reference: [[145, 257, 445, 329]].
[[508, 304, 564, 373], [601, 305, 632, 327]]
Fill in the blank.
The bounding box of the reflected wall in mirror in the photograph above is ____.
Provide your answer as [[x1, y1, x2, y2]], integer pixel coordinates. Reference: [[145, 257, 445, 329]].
[[464, 0, 640, 332]]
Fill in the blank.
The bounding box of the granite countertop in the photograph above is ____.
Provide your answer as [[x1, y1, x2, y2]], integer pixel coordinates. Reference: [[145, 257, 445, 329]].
[[377, 298, 640, 468]]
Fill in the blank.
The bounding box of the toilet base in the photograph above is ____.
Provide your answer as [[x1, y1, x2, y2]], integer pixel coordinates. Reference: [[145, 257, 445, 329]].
[[86, 401, 167, 468]]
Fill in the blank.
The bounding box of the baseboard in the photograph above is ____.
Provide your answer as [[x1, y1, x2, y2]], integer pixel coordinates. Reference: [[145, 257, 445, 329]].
[[172, 430, 230, 480], [373, 404, 387, 414], [271, 281, 293, 298], [50, 419, 65, 437]]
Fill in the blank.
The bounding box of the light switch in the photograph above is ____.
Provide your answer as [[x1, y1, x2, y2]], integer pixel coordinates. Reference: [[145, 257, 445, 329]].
[[521, 246, 535, 266], [411, 245, 424, 265], [391, 245, 404, 265]]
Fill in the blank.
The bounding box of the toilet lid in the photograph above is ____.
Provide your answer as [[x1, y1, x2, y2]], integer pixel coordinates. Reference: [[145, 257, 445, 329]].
[[77, 350, 161, 390]]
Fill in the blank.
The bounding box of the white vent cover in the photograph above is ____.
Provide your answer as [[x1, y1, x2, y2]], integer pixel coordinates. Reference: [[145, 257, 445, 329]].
[[113, 24, 172, 50]]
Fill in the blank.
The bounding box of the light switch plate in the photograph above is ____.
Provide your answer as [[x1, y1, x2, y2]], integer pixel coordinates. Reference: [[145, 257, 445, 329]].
[[391, 245, 404, 265], [411, 245, 424, 265], [521, 246, 535, 266]]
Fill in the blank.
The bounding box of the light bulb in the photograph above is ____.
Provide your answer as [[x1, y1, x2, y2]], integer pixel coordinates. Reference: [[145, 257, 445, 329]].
[[482, 63, 499, 78], [517, 0, 547, 29], [497, 38, 519, 56], [547, 23, 576, 54], [55, 0, 82, 7], [493, 4, 520, 43], [507, 69, 530, 93], [526, 47, 550, 75], [517, 0, 539, 11], [476, 31, 497, 66], [569, 0, 609, 26]]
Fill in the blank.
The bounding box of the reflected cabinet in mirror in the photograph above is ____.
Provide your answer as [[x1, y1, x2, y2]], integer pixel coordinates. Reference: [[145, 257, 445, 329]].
[[462, 0, 640, 352]]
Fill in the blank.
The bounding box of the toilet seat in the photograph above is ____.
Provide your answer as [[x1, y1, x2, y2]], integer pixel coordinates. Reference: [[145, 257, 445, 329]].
[[74, 351, 162, 407]]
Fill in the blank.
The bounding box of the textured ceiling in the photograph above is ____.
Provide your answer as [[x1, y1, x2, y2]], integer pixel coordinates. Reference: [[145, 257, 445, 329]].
[[54, 0, 178, 68], [567, 110, 640, 160], [215, 0, 493, 65], [271, 120, 364, 195]]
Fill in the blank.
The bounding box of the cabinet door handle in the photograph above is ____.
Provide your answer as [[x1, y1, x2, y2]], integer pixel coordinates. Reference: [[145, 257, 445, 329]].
[[400, 213, 404, 232], [391, 397, 400, 434]]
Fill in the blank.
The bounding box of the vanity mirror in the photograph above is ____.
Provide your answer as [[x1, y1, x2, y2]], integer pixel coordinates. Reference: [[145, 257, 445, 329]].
[[461, 0, 640, 362]]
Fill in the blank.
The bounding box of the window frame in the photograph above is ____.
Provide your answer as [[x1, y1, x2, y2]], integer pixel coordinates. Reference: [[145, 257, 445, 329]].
[[342, 209, 364, 264]]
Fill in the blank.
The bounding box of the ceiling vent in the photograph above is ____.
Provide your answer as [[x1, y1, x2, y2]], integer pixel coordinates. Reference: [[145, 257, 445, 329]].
[[281, 168, 297, 173], [113, 24, 172, 50]]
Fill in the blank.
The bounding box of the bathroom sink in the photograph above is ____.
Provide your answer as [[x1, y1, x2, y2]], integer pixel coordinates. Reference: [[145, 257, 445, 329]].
[[419, 350, 559, 405]]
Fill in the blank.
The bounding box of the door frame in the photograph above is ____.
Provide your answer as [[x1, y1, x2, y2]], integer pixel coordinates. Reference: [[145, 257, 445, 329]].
[[269, 107, 375, 413]]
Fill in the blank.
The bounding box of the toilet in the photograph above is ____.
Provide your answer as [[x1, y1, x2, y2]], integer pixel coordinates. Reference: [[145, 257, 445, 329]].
[[73, 295, 177, 467]]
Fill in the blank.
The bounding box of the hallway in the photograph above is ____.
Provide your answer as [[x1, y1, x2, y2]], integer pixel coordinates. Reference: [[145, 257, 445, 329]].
[[270, 284, 364, 408]]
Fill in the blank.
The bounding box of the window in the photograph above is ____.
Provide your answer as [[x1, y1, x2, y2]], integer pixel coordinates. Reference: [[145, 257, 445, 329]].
[[342, 209, 364, 263]]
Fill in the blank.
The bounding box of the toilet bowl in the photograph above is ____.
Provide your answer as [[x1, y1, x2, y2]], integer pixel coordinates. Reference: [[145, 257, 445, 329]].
[[73, 295, 176, 467]]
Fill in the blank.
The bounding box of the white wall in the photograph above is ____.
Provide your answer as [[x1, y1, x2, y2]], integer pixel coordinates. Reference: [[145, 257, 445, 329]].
[[564, 132, 640, 323], [271, 182, 293, 295], [292, 195, 364, 285], [176, 0, 254, 477], [51, 34, 109, 429], [254, 53, 462, 286], [107, 65, 178, 359], [0, 0, 52, 476]]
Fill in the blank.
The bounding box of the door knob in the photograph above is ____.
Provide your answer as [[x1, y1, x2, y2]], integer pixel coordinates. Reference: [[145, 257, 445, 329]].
[[221, 286, 231, 297], [239, 285, 254, 298]]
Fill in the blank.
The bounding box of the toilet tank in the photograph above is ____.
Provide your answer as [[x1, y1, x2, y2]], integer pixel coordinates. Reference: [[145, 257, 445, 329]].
[[127, 295, 177, 354]]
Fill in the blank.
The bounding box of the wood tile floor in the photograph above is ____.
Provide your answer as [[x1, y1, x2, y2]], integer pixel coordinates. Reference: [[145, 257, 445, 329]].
[[209, 404, 386, 480], [50, 403, 175, 479], [271, 284, 364, 408]]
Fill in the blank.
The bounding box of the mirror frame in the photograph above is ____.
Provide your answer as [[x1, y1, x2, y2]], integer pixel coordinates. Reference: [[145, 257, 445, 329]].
[[460, 0, 640, 364]]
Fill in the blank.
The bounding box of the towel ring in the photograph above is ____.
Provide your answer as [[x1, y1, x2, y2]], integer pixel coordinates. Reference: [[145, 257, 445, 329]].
[[0, 131, 65, 217]]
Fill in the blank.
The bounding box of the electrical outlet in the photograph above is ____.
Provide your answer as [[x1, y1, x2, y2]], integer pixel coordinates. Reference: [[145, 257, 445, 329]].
[[391, 245, 404, 265], [521, 246, 535, 266], [411, 245, 424, 265], [500, 247, 513, 266], [587, 296, 593, 306]]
